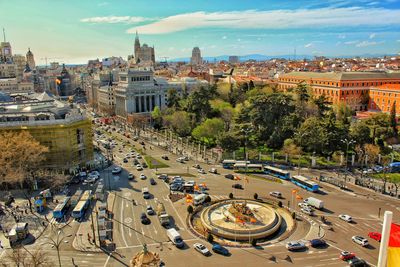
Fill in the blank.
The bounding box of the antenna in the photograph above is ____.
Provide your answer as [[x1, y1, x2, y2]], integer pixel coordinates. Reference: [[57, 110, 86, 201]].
[[2, 28, 6, 42]]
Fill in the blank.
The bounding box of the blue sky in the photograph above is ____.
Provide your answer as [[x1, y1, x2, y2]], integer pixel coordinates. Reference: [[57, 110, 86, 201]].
[[2, 0, 400, 64]]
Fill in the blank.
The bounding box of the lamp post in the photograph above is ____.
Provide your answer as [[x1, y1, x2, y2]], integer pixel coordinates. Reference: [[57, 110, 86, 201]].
[[241, 127, 252, 197], [341, 138, 355, 189]]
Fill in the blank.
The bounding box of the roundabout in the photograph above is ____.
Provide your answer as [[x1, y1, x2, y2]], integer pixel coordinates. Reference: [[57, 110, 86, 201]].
[[189, 198, 295, 244]]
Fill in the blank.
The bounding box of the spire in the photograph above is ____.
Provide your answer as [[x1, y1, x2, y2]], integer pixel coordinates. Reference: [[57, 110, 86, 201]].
[[2, 28, 5, 42]]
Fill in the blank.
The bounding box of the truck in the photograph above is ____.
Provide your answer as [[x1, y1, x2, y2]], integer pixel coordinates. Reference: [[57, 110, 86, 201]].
[[194, 193, 207, 206], [303, 197, 324, 210], [166, 228, 184, 248], [156, 202, 170, 227]]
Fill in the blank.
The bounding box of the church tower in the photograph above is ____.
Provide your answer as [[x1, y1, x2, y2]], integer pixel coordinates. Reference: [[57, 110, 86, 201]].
[[26, 48, 35, 69], [134, 31, 141, 62]]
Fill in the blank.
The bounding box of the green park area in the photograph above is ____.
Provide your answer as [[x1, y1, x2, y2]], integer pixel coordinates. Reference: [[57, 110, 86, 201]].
[[144, 155, 170, 169]]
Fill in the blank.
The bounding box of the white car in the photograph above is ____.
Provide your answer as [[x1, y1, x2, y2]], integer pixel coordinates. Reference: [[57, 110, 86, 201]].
[[193, 243, 211, 256], [352, 235, 369, 247], [136, 166, 143, 171], [111, 167, 122, 174], [339, 214, 352, 222], [298, 202, 311, 209], [140, 173, 146, 180], [286, 241, 306, 251], [269, 191, 282, 198], [198, 169, 206, 174], [301, 207, 314, 216]]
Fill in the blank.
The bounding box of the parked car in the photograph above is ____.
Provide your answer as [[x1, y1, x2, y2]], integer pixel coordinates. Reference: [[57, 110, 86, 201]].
[[136, 166, 143, 171], [339, 214, 353, 222], [225, 174, 234, 180], [310, 239, 326, 248], [193, 164, 201, 169], [209, 168, 218, 174], [298, 202, 311, 209], [193, 243, 211, 256], [146, 205, 154, 215], [286, 241, 306, 251], [368, 232, 382, 242], [301, 207, 314, 216], [339, 251, 356, 261], [269, 191, 282, 198], [161, 155, 169, 160], [111, 167, 122, 174], [142, 162, 148, 168], [212, 244, 229, 256], [198, 169, 206, 174], [140, 174, 146, 180], [150, 178, 156, 185], [352, 236, 369, 247], [232, 183, 243, 189], [128, 173, 134, 180], [158, 174, 168, 180], [176, 157, 185, 163], [140, 213, 150, 224]]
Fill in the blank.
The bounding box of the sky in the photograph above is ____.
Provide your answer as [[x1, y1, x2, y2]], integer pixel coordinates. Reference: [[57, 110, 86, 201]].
[[1, 0, 400, 64]]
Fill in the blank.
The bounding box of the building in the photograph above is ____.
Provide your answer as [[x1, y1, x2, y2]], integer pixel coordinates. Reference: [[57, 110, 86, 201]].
[[278, 71, 400, 111], [26, 48, 35, 69], [0, 41, 12, 63], [97, 73, 116, 115], [134, 32, 155, 65], [114, 69, 165, 119], [56, 64, 73, 97], [369, 84, 400, 114], [12, 54, 26, 81], [0, 63, 16, 78], [229, 56, 240, 64], [191, 47, 202, 65], [0, 92, 93, 170]]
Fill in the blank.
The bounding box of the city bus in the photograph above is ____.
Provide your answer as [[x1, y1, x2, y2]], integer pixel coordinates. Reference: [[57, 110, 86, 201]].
[[70, 190, 83, 208], [53, 196, 71, 219], [233, 163, 263, 172], [264, 166, 291, 180], [389, 162, 400, 173], [71, 190, 91, 220], [222, 160, 236, 169], [291, 175, 319, 192]]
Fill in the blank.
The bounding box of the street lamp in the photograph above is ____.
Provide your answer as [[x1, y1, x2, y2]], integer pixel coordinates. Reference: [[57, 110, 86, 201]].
[[241, 127, 252, 197], [341, 138, 355, 189]]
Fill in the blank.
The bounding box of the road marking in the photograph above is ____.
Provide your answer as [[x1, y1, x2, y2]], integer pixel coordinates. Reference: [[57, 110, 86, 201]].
[[120, 197, 129, 247]]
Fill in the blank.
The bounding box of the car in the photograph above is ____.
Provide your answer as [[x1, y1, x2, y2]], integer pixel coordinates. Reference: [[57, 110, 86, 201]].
[[298, 202, 311, 209], [183, 156, 189, 161], [198, 169, 206, 174], [123, 158, 128, 163], [89, 171, 100, 177], [140, 174, 146, 180], [340, 251, 356, 261], [170, 184, 182, 191], [140, 213, 150, 224], [193, 164, 201, 169], [161, 155, 169, 160], [286, 241, 306, 251], [84, 177, 96, 184], [136, 154, 142, 159], [136, 166, 143, 171], [232, 183, 243, 189], [368, 232, 381, 242], [133, 136, 139, 141], [212, 244, 229, 256], [128, 173, 134, 180], [158, 174, 168, 180], [352, 236, 369, 247], [339, 214, 353, 222], [193, 243, 211, 256], [301, 207, 314, 216], [176, 158, 184, 163], [142, 162, 148, 168], [349, 258, 368, 267], [150, 178, 156, 185], [146, 205, 154, 215], [209, 168, 218, 174], [269, 191, 282, 198], [310, 239, 326, 248], [111, 167, 122, 174], [225, 174, 234, 180]]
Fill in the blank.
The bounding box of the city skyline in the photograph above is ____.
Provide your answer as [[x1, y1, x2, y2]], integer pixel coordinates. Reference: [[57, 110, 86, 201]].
[[2, 0, 400, 64]]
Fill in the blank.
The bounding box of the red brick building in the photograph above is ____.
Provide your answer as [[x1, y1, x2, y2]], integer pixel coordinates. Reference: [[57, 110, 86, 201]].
[[278, 72, 400, 111], [369, 84, 400, 114]]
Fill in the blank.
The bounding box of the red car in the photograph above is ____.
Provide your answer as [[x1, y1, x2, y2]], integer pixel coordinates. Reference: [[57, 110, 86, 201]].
[[368, 232, 382, 242], [340, 251, 356, 261]]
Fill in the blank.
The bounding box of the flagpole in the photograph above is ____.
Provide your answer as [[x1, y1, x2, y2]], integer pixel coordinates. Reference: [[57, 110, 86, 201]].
[[378, 210, 393, 267]]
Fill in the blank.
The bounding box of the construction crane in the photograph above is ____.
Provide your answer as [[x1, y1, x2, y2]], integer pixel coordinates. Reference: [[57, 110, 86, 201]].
[[40, 57, 63, 69]]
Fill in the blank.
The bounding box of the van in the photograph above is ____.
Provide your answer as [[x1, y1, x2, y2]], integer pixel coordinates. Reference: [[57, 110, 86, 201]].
[[142, 187, 150, 199], [194, 193, 207, 206], [166, 228, 184, 248]]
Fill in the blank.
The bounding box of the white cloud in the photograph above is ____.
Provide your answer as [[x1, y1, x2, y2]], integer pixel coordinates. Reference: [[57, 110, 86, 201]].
[[304, 43, 313, 48], [222, 36, 227, 39], [125, 7, 400, 34], [338, 34, 346, 39], [397, 40, 400, 42], [369, 33, 376, 39], [237, 38, 241, 42], [356, 40, 384, 47], [344, 40, 359, 45], [80, 16, 153, 24]]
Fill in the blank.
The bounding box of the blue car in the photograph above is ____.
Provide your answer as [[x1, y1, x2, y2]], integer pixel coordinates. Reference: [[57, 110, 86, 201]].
[[310, 239, 327, 248], [212, 244, 229, 256]]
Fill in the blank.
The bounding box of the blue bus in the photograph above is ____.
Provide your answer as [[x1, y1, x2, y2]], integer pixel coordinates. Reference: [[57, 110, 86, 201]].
[[389, 162, 400, 173], [53, 197, 71, 219], [71, 190, 91, 220], [222, 160, 237, 169], [233, 163, 263, 172], [264, 166, 291, 180], [291, 175, 319, 192]]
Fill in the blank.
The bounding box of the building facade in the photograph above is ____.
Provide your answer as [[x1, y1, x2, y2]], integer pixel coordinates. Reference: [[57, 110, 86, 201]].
[[97, 81, 116, 115], [191, 47, 202, 65], [0, 92, 94, 170], [134, 32, 155, 65], [278, 71, 400, 111], [26, 48, 35, 69], [369, 84, 400, 114]]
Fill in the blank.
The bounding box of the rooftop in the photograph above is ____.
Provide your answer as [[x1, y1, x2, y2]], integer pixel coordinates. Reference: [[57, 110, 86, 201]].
[[372, 84, 400, 91], [280, 71, 400, 81]]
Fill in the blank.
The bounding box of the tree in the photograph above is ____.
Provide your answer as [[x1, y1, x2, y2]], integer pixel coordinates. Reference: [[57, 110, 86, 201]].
[[248, 80, 255, 90], [312, 95, 331, 117], [350, 121, 371, 146], [364, 144, 380, 167], [295, 117, 327, 154], [164, 111, 193, 137], [186, 86, 217, 122], [151, 106, 163, 130], [1, 247, 53, 267], [192, 118, 225, 145], [389, 174, 400, 197], [166, 88, 181, 109], [217, 132, 240, 152], [281, 139, 302, 165], [187, 205, 194, 214], [390, 101, 398, 137]]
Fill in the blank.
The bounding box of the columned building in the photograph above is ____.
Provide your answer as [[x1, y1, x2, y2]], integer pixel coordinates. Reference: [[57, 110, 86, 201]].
[[114, 69, 165, 119]]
